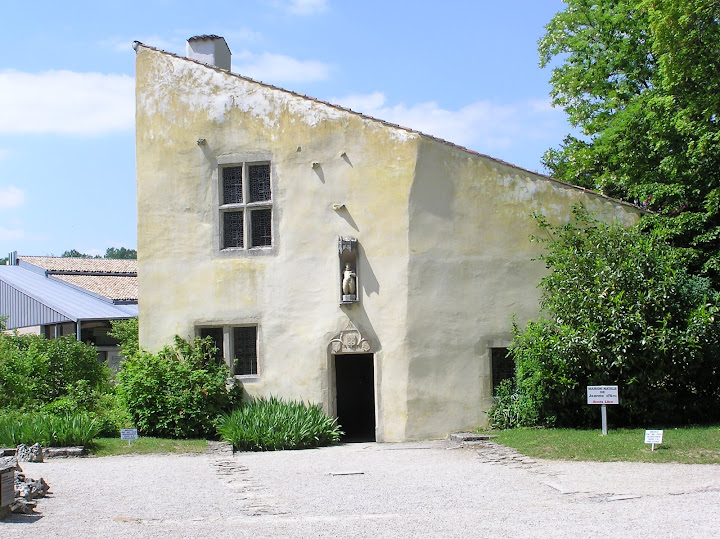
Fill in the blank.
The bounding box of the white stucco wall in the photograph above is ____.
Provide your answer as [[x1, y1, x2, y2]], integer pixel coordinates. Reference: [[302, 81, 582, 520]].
[[403, 138, 641, 439], [136, 46, 418, 441]]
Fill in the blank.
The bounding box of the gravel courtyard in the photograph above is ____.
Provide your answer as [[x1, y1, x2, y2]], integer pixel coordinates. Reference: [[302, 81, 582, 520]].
[[3, 439, 719, 538]]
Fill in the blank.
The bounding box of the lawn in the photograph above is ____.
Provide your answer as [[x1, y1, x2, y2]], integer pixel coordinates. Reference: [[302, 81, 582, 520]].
[[493, 426, 720, 464], [89, 437, 209, 457]]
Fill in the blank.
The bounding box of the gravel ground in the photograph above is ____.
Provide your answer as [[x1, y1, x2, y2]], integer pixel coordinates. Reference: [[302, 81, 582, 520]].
[[2, 439, 719, 538]]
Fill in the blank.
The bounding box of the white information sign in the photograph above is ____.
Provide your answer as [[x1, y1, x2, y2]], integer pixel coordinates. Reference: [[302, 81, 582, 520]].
[[121, 428, 138, 441], [587, 385, 619, 405], [644, 430, 663, 444]]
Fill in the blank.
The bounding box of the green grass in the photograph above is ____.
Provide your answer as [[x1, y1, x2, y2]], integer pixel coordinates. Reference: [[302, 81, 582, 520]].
[[89, 437, 209, 457], [492, 426, 720, 464]]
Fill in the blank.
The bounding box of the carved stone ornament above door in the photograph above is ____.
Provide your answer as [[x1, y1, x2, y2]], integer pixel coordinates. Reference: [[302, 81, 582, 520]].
[[329, 321, 371, 354]]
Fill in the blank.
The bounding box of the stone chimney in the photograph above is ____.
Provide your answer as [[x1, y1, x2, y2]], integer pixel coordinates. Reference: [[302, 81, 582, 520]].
[[186, 35, 231, 70]]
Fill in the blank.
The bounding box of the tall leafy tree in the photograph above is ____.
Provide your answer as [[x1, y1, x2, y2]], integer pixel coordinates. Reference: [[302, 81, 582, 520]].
[[540, 0, 720, 283]]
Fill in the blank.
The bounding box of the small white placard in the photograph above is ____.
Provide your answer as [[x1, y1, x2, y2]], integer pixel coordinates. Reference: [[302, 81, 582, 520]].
[[644, 430, 663, 444], [121, 428, 138, 440], [587, 385, 619, 405]]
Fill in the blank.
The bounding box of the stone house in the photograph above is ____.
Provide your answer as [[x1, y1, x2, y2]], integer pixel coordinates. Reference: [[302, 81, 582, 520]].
[[134, 36, 641, 442]]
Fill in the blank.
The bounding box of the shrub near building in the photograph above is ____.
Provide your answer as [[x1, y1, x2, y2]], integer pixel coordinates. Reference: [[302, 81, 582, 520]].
[[113, 324, 242, 438], [493, 207, 720, 428]]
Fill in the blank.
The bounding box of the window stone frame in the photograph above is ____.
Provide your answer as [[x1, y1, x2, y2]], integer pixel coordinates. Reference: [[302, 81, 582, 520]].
[[214, 153, 277, 257], [196, 323, 261, 380]]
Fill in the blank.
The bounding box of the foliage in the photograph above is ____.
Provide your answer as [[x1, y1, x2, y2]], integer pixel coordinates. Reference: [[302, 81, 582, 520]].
[[110, 318, 140, 361], [104, 247, 137, 259], [509, 207, 720, 427], [115, 336, 241, 438], [0, 333, 110, 409], [61, 249, 95, 258], [217, 396, 342, 451], [0, 411, 103, 447], [487, 379, 539, 429], [494, 426, 720, 464], [60, 247, 136, 259], [540, 0, 720, 285]]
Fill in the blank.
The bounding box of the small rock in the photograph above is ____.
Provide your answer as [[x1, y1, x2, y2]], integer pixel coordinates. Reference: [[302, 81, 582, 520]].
[[10, 498, 37, 514], [16, 443, 43, 463]]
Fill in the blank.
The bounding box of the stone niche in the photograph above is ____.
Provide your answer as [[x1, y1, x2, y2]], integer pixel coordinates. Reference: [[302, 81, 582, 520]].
[[338, 237, 359, 305]]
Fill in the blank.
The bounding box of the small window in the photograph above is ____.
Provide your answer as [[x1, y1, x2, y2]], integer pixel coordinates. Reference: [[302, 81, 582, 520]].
[[219, 162, 272, 250], [197, 324, 259, 377], [233, 326, 258, 375], [491, 348, 514, 394]]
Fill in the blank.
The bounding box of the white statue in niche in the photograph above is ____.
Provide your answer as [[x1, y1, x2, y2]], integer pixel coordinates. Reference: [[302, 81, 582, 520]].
[[342, 264, 357, 298]]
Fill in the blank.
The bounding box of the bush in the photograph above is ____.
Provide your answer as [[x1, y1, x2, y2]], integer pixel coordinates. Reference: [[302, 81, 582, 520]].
[[115, 336, 241, 438], [217, 396, 342, 451], [109, 318, 139, 360], [0, 334, 110, 409], [487, 380, 539, 429], [509, 207, 720, 427], [0, 411, 102, 447]]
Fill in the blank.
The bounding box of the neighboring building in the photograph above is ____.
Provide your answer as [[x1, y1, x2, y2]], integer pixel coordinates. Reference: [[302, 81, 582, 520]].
[[134, 36, 642, 442], [0, 253, 138, 370]]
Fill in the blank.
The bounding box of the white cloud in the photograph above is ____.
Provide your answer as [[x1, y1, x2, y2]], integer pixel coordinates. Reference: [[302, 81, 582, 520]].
[[331, 92, 567, 161], [0, 70, 134, 135], [0, 186, 25, 209], [234, 51, 330, 83]]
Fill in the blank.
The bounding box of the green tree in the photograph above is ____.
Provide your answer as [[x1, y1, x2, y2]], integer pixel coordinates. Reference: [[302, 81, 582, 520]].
[[506, 207, 720, 427], [540, 0, 720, 284], [62, 249, 93, 258], [104, 247, 137, 259]]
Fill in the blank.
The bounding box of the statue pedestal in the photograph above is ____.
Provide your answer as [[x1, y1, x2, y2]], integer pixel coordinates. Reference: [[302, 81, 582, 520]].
[[342, 294, 356, 302]]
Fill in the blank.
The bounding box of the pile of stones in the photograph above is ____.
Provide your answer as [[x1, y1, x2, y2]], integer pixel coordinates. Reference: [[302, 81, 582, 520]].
[[0, 444, 51, 517]]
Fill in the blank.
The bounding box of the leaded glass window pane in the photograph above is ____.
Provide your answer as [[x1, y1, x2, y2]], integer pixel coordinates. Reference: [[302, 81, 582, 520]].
[[249, 164, 271, 202], [251, 208, 272, 247], [223, 166, 243, 204], [223, 211, 244, 248], [233, 326, 257, 375]]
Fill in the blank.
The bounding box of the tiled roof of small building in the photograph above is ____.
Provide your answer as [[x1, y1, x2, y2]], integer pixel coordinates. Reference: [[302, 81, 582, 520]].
[[17, 256, 138, 302], [51, 274, 138, 302], [19, 256, 137, 275]]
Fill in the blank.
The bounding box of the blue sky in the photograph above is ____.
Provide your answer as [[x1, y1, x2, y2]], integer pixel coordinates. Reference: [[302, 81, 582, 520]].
[[0, 0, 570, 257]]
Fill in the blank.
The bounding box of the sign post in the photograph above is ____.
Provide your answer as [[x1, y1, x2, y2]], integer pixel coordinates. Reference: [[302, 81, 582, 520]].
[[587, 385, 619, 435], [644, 430, 663, 451], [120, 428, 139, 447]]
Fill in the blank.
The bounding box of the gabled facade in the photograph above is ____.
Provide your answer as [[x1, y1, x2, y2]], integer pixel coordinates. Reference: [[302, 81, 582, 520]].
[[135, 37, 641, 441]]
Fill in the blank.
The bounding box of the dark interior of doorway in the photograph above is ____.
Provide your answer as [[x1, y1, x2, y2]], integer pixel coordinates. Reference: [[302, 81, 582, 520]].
[[335, 353, 375, 442]]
